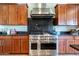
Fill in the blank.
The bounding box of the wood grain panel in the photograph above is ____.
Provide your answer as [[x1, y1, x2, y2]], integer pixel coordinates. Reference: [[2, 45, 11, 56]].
[[58, 4, 66, 25], [0, 5, 3, 24], [0, 36, 29, 55], [76, 4, 79, 25], [56, 4, 79, 25], [58, 36, 67, 54], [58, 39, 66, 54], [74, 39, 79, 54], [4, 38, 11, 54], [9, 4, 17, 25], [66, 39, 75, 54], [74, 36, 79, 54], [58, 36, 74, 54], [0, 4, 28, 25], [2, 4, 9, 25], [10, 37, 15, 53], [75, 36, 79, 40], [20, 36, 29, 54], [0, 39, 3, 54], [66, 4, 77, 25], [13, 38, 20, 53], [17, 4, 27, 25]]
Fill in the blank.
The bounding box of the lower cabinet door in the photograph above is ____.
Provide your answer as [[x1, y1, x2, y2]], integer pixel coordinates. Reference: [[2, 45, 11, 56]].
[[58, 39, 66, 54], [74, 39, 79, 54], [10, 38, 21, 54], [20, 39, 29, 54], [10, 38, 15, 54], [12, 39, 20, 54], [2, 38, 11, 54], [66, 39, 75, 54], [0, 39, 3, 54]]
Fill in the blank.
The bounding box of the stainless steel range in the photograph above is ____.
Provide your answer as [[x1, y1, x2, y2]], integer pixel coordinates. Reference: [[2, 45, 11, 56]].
[[29, 34, 57, 56]]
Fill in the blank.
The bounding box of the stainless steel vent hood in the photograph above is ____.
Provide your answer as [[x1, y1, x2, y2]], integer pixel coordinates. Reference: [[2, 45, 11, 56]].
[[31, 8, 54, 18], [31, 8, 52, 14], [30, 3, 54, 18]]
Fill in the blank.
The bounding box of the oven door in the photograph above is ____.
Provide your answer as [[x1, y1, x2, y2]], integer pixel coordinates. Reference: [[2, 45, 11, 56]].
[[31, 43, 37, 50], [41, 43, 56, 50]]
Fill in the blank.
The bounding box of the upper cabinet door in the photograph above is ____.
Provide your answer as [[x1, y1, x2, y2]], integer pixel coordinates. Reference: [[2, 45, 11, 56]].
[[77, 4, 79, 25], [56, 4, 79, 25], [2, 4, 9, 25], [0, 5, 3, 24], [66, 4, 77, 25], [8, 4, 18, 25], [0, 4, 28, 25], [57, 4, 67, 25], [17, 4, 28, 25]]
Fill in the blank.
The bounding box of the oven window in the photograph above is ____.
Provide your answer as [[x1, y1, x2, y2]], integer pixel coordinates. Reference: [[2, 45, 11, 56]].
[[31, 43, 37, 50], [41, 43, 56, 50]]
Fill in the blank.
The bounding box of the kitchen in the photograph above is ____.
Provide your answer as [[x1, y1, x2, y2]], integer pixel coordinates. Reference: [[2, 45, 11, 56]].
[[0, 3, 78, 56]]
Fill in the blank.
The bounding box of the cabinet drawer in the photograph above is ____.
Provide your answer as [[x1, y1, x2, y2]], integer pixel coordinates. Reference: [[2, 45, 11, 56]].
[[58, 36, 74, 40], [75, 36, 79, 40]]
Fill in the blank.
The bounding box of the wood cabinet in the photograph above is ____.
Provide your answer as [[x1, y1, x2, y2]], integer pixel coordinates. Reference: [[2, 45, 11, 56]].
[[58, 36, 79, 55], [0, 4, 28, 25], [58, 36, 75, 54], [0, 36, 29, 55], [55, 4, 79, 25]]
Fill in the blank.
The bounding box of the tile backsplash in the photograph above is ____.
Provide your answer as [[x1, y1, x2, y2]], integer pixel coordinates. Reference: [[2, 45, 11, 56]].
[[0, 25, 28, 32], [55, 26, 78, 32]]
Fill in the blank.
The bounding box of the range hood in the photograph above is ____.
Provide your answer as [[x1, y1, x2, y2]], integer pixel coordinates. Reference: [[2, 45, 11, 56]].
[[30, 8, 54, 18], [31, 8, 53, 14]]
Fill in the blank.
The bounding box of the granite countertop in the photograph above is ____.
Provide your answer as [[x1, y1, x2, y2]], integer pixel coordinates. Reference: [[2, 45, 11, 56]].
[[0, 35, 28, 36], [0, 31, 28, 36], [58, 31, 79, 36]]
